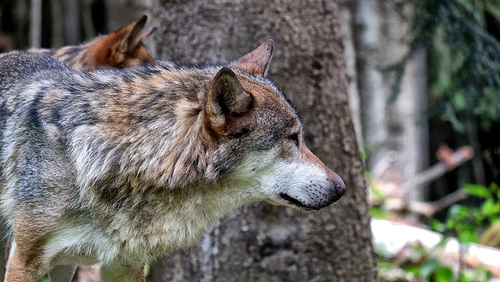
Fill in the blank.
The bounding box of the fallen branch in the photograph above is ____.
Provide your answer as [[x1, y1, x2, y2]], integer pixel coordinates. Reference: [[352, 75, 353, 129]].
[[375, 188, 468, 217], [412, 146, 474, 188], [372, 219, 500, 278], [429, 188, 468, 213]]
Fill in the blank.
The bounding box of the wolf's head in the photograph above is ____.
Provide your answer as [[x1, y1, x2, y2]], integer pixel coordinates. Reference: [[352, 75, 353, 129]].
[[89, 15, 155, 70], [203, 40, 345, 210]]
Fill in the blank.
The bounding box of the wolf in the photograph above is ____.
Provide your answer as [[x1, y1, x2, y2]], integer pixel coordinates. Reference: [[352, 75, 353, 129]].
[[28, 15, 155, 71], [0, 39, 345, 281], [0, 16, 156, 281]]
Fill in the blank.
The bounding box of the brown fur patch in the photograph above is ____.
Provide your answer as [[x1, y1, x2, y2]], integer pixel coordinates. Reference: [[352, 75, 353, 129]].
[[230, 39, 274, 76], [12, 212, 49, 268], [5, 247, 40, 281], [89, 16, 154, 70], [38, 15, 155, 72]]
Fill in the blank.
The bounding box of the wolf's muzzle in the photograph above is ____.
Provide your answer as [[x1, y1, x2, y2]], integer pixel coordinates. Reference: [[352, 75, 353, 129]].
[[318, 174, 345, 210], [279, 173, 346, 211]]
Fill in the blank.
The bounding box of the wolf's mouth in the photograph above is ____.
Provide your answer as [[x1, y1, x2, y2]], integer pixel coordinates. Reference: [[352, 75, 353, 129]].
[[279, 193, 311, 210]]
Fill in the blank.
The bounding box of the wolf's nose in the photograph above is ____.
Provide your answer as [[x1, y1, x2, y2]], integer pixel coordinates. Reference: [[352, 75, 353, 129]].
[[334, 178, 346, 198], [329, 173, 345, 201]]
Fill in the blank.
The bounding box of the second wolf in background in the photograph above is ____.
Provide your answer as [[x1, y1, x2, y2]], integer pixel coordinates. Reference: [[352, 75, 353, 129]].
[[29, 15, 155, 71]]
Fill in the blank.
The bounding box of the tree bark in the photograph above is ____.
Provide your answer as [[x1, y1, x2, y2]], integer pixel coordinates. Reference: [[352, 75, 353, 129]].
[[148, 1, 377, 281]]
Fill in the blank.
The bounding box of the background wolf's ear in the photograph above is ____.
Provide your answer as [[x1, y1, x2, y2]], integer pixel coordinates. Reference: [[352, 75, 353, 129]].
[[230, 39, 274, 77], [117, 15, 156, 53], [205, 67, 255, 136]]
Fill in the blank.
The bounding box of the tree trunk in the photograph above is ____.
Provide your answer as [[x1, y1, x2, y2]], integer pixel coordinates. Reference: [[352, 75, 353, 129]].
[[350, 0, 428, 201], [338, 0, 363, 148], [148, 1, 377, 281], [352, 0, 388, 170], [62, 0, 81, 45]]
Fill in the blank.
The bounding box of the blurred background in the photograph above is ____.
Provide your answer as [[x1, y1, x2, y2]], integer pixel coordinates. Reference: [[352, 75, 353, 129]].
[[0, 0, 149, 52], [2, 0, 500, 281]]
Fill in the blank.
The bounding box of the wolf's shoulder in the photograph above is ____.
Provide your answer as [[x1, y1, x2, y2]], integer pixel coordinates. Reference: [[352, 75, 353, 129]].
[[0, 51, 74, 86], [0, 51, 72, 73]]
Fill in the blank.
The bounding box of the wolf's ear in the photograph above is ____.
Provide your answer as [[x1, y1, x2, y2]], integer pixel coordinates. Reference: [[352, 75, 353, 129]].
[[117, 15, 156, 53], [230, 39, 274, 77], [206, 67, 254, 136]]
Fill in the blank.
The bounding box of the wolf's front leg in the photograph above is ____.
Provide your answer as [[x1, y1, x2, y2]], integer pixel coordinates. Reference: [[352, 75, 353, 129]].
[[100, 262, 145, 282], [5, 241, 46, 282]]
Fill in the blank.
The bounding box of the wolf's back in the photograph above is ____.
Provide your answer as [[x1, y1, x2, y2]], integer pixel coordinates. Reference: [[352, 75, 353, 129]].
[[0, 51, 72, 85], [0, 51, 204, 207], [0, 51, 71, 146]]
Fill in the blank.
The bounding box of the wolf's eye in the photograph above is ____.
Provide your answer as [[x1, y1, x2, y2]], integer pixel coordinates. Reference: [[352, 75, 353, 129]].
[[289, 133, 299, 147]]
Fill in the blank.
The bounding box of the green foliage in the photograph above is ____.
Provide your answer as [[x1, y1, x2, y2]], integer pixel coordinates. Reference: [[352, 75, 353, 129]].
[[377, 240, 492, 282], [434, 266, 454, 282], [427, 183, 499, 279], [365, 171, 391, 220], [463, 183, 491, 197], [439, 183, 500, 243], [376, 183, 499, 281], [418, 258, 439, 280], [390, 0, 500, 132], [369, 206, 390, 219], [421, 182, 500, 266]]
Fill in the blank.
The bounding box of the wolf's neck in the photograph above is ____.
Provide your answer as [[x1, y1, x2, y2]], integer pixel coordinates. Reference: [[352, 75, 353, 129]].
[[72, 98, 215, 193], [74, 178, 263, 264], [152, 178, 263, 252]]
